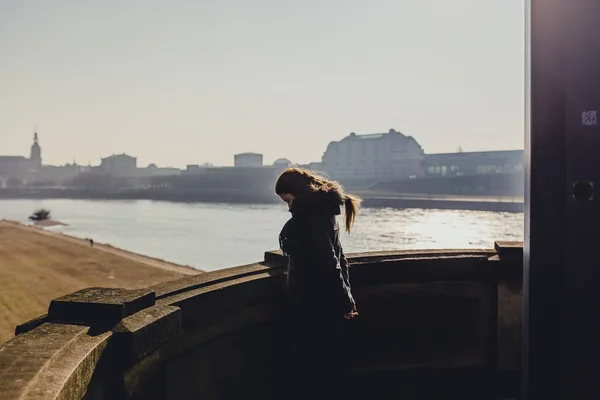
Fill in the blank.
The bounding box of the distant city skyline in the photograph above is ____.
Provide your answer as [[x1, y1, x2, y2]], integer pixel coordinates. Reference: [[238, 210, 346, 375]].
[[1, 1, 524, 168]]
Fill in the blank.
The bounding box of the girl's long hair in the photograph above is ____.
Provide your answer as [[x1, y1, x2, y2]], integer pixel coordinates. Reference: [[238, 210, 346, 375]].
[[275, 167, 361, 233]]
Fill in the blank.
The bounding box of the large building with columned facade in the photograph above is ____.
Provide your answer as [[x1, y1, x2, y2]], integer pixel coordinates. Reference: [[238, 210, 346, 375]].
[[321, 129, 425, 184]]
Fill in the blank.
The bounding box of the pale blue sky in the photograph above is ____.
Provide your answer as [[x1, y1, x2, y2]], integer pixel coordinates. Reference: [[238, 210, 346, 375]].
[[1, 1, 524, 168]]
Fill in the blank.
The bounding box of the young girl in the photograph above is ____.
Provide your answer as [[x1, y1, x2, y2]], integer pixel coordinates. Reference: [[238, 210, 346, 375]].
[[276, 167, 360, 397]]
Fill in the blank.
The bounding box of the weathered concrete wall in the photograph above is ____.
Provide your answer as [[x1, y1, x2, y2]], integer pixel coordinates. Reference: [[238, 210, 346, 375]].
[[0, 243, 523, 400]]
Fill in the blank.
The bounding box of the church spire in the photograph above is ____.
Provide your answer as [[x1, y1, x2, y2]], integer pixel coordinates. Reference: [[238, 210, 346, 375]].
[[30, 131, 42, 170]]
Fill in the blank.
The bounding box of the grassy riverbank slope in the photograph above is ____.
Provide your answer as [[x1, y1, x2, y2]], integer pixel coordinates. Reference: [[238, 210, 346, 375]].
[[0, 220, 199, 343]]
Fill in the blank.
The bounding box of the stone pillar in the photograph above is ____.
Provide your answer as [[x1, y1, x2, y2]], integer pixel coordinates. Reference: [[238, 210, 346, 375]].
[[525, 1, 600, 399]]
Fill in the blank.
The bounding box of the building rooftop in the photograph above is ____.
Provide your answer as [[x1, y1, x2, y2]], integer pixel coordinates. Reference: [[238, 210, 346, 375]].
[[101, 153, 136, 161], [355, 133, 386, 140], [426, 150, 524, 158], [0, 156, 28, 161], [273, 158, 292, 165], [345, 129, 405, 140]]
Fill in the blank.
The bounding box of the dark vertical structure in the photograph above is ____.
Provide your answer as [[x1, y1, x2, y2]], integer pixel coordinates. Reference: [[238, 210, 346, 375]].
[[30, 132, 42, 170], [525, 1, 600, 399]]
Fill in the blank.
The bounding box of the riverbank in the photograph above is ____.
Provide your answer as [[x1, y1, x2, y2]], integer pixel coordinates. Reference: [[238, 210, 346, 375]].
[[0, 220, 199, 344], [0, 188, 524, 212], [32, 219, 69, 227], [356, 192, 524, 213]]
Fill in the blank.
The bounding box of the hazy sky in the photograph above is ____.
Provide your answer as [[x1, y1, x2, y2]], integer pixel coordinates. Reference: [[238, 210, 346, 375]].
[[1, 1, 524, 168]]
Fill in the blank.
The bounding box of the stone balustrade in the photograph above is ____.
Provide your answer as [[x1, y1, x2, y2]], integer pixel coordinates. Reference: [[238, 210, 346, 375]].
[[0, 241, 523, 400]]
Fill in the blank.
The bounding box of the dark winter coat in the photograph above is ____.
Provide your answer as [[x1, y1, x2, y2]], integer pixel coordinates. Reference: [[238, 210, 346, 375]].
[[279, 188, 355, 317]]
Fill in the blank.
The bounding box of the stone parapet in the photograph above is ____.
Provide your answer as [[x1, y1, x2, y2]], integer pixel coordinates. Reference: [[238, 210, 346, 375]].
[[0, 242, 524, 400]]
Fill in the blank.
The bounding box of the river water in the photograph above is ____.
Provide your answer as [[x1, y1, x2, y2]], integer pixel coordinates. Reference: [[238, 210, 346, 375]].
[[0, 199, 523, 271]]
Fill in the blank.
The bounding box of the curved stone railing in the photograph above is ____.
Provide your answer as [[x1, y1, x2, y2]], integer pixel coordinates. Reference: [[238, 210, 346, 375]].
[[0, 242, 523, 400]]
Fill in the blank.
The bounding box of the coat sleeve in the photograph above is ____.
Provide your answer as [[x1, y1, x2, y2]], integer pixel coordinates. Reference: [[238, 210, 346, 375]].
[[340, 247, 352, 291]]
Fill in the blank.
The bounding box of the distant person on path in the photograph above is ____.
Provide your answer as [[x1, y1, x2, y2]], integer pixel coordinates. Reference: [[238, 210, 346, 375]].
[[89, 238, 94, 248], [275, 167, 360, 398]]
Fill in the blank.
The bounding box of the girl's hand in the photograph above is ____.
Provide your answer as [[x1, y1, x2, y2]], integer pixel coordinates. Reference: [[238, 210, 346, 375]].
[[344, 305, 358, 319]]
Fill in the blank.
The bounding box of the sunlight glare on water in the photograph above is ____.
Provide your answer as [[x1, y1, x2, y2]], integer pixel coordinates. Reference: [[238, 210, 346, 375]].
[[346, 207, 522, 252]]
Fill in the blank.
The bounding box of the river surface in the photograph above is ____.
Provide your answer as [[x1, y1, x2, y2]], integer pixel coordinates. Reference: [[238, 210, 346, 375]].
[[0, 199, 523, 271]]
